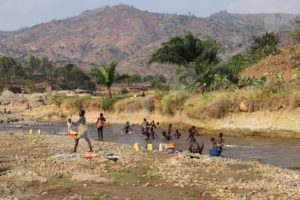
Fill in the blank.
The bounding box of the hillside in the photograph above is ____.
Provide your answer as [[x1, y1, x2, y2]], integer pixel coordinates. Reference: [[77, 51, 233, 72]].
[[242, 45, 300, 88], [0, 5, 299, 75]]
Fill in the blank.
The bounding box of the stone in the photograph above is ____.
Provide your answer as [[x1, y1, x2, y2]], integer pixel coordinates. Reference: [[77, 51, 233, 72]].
[[142, 182, 150, 187]]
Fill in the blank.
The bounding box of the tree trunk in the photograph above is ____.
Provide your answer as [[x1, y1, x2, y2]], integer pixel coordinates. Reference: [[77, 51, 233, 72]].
[[107, 86, 112, 97]]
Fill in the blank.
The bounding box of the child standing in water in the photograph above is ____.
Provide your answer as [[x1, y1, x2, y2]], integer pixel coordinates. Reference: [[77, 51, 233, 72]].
[[140, 118, 149, 136], [218, 133, 225, 149], [149, 126, 159, 140], [72, 110, 92, 153], [167, 124, 173, 139], [96, 113, 106, 141], [186, 126, 198, 143], [67, 119, 73, 132]]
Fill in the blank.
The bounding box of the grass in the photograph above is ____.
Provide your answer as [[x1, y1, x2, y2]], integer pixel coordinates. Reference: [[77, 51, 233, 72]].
[[158, 90, 191, 115], [53, 94, 132, 114], [52, 88, 300, 121]]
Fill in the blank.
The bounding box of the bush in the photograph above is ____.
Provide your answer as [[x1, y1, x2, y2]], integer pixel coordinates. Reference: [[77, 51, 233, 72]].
[[101, 97, 117, 111], [159, 91, 191, 115]]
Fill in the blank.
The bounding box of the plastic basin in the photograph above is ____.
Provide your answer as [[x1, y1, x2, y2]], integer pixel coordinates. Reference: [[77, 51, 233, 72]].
[[209, 149, 222, 156]]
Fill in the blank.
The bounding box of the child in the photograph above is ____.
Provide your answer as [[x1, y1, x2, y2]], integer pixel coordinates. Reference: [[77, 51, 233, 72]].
[[162, 131, 171, 141], [186, 126, 197, 143], [167, 124, 172, 134], [67, 119, 73, 132], [150, 126, 159, 140], [140, 118, 149, 135], [218, 133, 225, 149], [150, 120, 156, 128], [72, 110, 93, 153], [173, 129, 181, 139], [188, 138, 204, 154], [156, 122, 161, 129], [121, 121, 133, 134], [96, 113, 106, 141], [211, 137, 221, 150]]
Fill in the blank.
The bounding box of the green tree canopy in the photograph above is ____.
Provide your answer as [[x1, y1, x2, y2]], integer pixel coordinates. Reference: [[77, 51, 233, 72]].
[[249, 32, 280, 59], [148, 32, 222, 67], [0, 56, 24, 88], [57, 64, 95, 91]]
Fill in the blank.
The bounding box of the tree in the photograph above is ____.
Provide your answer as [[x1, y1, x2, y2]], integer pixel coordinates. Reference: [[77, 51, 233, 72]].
[[149, 33, 223, 92], [57, 64, 96, 91], [90, 60, 118, 97], [289, 20, 300, 43], [149, 32, 222, 67], [217, 54, 249, 84], [249, 32, 280, 59], [0, 56, 24, 88]]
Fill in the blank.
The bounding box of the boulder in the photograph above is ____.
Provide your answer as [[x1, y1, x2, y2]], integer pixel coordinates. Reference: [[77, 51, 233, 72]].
[[239, 101, 248, 112]]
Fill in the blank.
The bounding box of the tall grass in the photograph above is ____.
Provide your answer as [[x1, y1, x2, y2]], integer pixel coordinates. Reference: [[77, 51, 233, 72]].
[[52, 89, 300, 119], [53, 94, 130, 114], [159, 91, 191, 115]]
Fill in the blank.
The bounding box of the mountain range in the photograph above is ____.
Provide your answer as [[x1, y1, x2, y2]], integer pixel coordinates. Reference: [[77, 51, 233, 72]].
[[0, 5, 299, 76]]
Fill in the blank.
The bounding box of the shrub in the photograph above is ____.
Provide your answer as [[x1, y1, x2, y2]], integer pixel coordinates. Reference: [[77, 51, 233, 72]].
[[159, 91, 191, 115], [101, 97, 118, 111]]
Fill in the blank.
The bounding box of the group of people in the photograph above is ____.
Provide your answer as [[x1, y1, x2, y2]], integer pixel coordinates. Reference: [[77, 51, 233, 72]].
[[67, 110, 225, 154], [139, 118, 182, 141]]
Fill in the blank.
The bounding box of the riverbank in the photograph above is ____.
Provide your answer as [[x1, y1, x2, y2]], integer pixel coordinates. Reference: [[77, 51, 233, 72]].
[[0, 131, 299, 199]]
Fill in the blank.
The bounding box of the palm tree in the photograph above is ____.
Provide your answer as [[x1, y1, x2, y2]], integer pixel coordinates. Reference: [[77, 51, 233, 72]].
[[90, 60, 118, 97]]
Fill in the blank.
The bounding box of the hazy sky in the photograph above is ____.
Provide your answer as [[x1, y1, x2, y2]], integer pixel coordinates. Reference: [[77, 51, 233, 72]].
[[0, 0, 299, 31]]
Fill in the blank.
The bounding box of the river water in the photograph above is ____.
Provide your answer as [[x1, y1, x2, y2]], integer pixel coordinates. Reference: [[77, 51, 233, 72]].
[[1, 123, 300, 170]]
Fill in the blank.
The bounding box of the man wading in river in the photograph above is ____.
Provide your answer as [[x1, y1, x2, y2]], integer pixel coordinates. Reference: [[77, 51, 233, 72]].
[[72, 110, 93, 153]]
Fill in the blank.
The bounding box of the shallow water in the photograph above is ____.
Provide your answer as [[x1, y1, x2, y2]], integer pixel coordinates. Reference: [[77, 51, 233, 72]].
[[1, 123, 300, 169]]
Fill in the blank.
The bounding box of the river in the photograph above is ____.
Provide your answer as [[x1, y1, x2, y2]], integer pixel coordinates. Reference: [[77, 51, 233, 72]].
[[1, 123, 300, 170]]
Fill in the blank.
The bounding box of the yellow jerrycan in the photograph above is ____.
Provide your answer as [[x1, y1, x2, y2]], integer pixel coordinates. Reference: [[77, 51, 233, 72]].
[[134, 143, 141, 152], [147, 143, 154, 151]]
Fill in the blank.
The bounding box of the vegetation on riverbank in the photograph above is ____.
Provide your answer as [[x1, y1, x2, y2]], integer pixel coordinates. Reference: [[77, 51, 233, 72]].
[[52, 88, 300, 119]]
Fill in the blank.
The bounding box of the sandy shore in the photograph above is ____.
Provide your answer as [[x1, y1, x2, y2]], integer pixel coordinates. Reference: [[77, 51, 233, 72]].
[[0, 131, 299, 200]]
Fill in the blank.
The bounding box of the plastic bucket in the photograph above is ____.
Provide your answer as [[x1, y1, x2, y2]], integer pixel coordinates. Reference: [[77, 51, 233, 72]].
[[159, 143, 165, 152], [68, 131, 78, 137], [134, 143, 141, 152], [209, 149, 222, 156]]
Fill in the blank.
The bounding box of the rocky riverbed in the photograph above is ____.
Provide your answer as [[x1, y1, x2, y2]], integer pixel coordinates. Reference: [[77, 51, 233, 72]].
[[0, 131, 299, 200]]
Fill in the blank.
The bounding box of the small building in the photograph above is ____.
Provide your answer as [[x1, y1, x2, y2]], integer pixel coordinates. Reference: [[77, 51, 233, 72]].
[[35, 82, 52, 95]]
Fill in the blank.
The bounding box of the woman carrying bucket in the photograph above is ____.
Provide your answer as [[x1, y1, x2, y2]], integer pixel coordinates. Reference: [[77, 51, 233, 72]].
[[96, 113, 106, 141], [72, 109, 93, 153]]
